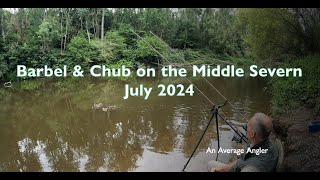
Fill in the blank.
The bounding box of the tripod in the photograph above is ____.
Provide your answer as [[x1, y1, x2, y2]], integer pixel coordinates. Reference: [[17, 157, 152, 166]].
[[182, 101, 227, 172]]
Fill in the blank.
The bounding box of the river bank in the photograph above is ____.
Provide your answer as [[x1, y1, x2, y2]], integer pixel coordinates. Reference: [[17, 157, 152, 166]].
[[273, 104, 320, 172], [269, 56, 320, 172]]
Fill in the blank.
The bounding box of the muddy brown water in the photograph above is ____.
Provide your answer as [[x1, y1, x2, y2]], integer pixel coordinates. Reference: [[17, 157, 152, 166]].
[[0, 76, 270, 171]]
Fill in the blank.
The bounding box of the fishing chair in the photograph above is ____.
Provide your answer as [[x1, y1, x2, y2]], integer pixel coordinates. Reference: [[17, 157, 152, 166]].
[[274, 138, 284, 172]]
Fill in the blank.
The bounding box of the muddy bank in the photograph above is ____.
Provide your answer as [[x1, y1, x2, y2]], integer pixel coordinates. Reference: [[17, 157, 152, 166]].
[[273, 106, 320, 172]]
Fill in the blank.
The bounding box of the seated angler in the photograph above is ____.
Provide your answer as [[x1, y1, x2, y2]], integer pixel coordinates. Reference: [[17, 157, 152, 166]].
[[208, 112, 279, 172]]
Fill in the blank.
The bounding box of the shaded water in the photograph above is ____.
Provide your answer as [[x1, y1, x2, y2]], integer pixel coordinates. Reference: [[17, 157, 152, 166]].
[[0, 75, 271, 172]]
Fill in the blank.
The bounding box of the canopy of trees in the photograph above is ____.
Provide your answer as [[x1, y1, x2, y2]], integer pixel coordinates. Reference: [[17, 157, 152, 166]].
[[0, 8, 319, 80]]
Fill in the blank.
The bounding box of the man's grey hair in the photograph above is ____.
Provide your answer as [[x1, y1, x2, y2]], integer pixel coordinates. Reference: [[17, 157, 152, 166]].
[[252, 113, 273, 141]]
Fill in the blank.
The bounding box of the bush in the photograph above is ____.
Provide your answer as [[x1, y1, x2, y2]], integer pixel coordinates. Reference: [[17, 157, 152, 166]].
[[104, 31, 127, 62], [0, 54, 8, 79], [67, 36, 100, 67], [20, 80, 43, 90], [1, 43, 61, 80], [271, 56, 320, 114], [91, 31, 131, 65], [108, 59, 135, 69], [135, 35, 168, 66]]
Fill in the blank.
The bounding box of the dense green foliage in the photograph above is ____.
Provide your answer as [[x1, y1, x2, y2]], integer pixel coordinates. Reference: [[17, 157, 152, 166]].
[[0, 8, 319, 81], [271, 56, 320, 114], [238, 8, 320, 64], [0, 8, 319, 114]]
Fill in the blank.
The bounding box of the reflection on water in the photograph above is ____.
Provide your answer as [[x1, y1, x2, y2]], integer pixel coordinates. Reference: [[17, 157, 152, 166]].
[[0, 76, 270, 172]]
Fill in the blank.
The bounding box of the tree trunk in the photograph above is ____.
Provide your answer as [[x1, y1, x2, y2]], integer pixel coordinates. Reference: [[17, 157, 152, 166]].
[[60, 9, 64, 53], [86, 18, 91, 42], [95, 9, 99, 38], [160, 29, 164, 38], [63, 9, 70, 51], [19, 8, 26, 44], [0, 8, 5, 42], [92, 11, 96, 38], [184, 29, 188, 49], [80, 17, 83, 31], [101, 8, 105, 39]]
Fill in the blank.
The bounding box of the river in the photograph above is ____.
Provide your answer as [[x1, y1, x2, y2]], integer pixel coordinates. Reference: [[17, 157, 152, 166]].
[[0, 75, 271, 172]]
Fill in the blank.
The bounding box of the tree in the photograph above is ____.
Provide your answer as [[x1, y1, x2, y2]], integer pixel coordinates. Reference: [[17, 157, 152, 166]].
[[285, 8, 320, 54], [36, 17, 60, 51], [101, 8, 105, 39], [199, 8, 244, 56], [0, 8, 6, 42], [172, 8, 202, 49], [238, 8, 303, 63], [63, 8, 71, 51]]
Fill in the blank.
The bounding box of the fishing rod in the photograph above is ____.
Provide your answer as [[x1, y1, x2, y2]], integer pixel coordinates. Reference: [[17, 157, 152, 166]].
[[148, 31, 248, 123], [218, 114, 249, 145], [131, 30, 215, 105], [147, 30, 250, 143], [130, 30, 250, 171], [133, 30, 249, 135], [182, 101, 249, 172]]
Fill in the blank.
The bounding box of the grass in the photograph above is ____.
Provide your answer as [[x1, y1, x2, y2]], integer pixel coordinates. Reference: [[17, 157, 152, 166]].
[[20, 79, 44, 90], [271, 55, 320, 115]]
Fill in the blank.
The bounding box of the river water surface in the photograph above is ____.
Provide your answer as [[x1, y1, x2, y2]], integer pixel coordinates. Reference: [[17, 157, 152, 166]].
[[0, 75, 271, 172]]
